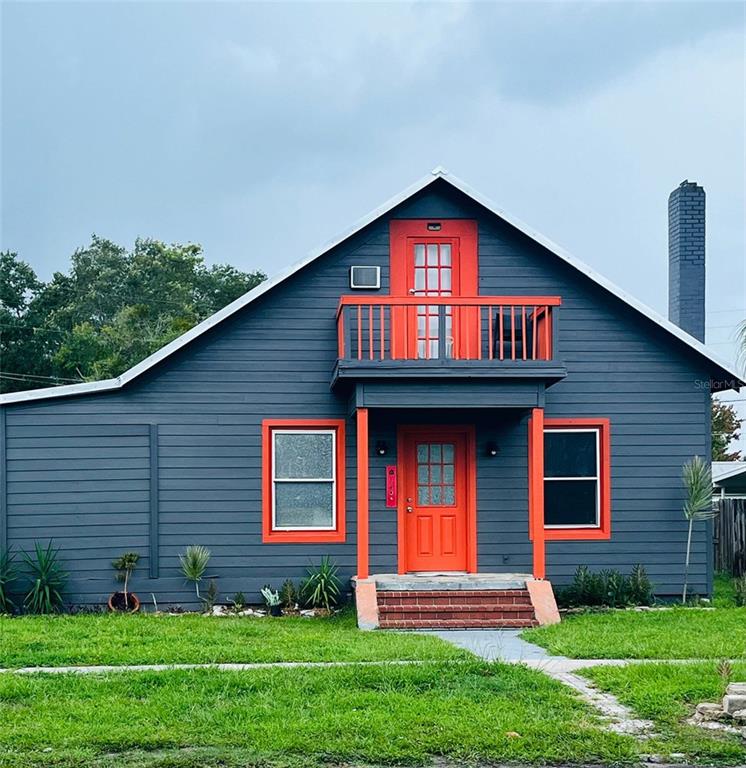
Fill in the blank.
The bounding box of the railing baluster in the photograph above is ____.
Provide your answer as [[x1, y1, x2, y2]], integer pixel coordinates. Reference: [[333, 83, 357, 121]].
[[438, 304, 446, 359], [368, 305, 374, 361], [545, 306, 551, 360], [380, 305, 385, 360], [488, 305, 493, 360], [498, 306, 504, 360], [357, 305, 362, 361], [337, 310, 345, 359], [510, 306, 516, 361], [477, 305, 482, 360], [532, 306, 537, 360], [521, 306, 527, 361]]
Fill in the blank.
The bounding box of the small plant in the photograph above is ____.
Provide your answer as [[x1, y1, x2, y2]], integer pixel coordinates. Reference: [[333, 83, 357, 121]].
[[301, 556, 341, 612], [603, 569, 629, 608], [717, 658, 733, 684], [202, 579, 219, 612], [22, 541, 67, 614], [111, 552, 140, 609], [0, 549, 18, 614], [230, 591, 246, 611], [261, 585, 282, 616], [279, 579, 298, 611], [627, 564, 654, 606], [681, 456, 717, 603], [179, 545, 211, 600], [734, 575, 746, 607]]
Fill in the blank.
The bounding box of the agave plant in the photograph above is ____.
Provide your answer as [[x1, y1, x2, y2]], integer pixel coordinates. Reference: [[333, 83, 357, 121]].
[[22, 541, 67, 614], [681, 456, 717, 603], [179, 545, 211, 600], [0, 549, 18, 614], [301, 556, 341, 612]]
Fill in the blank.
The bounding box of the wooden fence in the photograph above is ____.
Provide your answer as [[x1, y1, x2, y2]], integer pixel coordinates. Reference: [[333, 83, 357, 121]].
[[714, 497, 746, 576]]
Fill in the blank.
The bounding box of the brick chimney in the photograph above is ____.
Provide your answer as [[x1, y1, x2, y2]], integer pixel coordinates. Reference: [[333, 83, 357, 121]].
[[668, 180, 706, 341]]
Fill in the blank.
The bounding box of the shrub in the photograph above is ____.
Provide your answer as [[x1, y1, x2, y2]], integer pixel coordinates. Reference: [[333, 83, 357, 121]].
[[301, 556, 341, 612], [179, 545, 211, 600], [279, 579, 298, 611], [202, 579, 219, 611], [603, 570, 629, 608], [734, 575, 746, 607], [230, 591, 246, 611], [261, 586, 281, 607], [23, 541, 67, 614], [627, 564, 654, 606], [0, 549, 18, 614], [111, 552, 140, 609]]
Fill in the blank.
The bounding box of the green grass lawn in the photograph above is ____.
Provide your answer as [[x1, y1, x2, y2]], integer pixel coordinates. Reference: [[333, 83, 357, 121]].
[[524, 573, 746, 659], [0, 663, 637, 768], [584, 662, 746, 765], [0, 610, 468, 668]]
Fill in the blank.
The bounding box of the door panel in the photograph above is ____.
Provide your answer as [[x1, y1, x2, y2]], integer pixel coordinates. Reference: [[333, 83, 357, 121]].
[[401, 429, 469, 572]]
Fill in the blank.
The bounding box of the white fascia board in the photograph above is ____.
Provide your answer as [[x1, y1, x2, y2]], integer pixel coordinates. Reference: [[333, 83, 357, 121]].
[[1, 167, 742, 406]]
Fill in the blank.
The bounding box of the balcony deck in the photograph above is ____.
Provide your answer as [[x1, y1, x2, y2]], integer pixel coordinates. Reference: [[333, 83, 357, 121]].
[[332, 295, 566, 391]]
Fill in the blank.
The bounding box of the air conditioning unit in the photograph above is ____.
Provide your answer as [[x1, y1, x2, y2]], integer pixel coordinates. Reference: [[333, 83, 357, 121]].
[[349, 265, 381, 290]]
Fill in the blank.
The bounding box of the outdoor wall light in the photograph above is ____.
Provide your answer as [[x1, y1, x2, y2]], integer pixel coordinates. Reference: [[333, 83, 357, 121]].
[[375, 441, 388, 456], [485, 441, 499, 457], [426, 222, 442, 231]]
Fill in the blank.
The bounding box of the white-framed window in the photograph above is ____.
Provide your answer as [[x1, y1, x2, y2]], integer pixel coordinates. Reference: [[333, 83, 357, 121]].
[[543, 428, 601, 528], [271, 429, 337, 531]]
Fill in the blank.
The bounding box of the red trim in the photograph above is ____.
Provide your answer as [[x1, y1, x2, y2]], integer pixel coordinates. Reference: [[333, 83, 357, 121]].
[[356, 408, 369, 579], [529, 417, 612, 542], [396, 424, 477, 574], [262, 418, 346, 544], [528, 409, 546, 579], [338, 295, 562, 312]]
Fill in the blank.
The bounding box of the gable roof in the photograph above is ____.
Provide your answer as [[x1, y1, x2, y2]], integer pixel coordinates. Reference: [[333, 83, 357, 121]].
[[2, 167, 743, 405], [713, 461, 746, 484]]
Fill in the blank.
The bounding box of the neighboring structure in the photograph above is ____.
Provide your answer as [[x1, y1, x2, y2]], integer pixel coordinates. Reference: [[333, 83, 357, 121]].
[[0, 170, 742, 628], [713, 462, 746, 498]]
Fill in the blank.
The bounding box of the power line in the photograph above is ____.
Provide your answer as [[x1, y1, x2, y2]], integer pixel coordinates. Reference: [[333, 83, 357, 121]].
[[0, 370, 82, 383]]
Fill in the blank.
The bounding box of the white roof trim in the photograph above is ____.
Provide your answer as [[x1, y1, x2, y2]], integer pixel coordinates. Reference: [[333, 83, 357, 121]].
[[2, 167, 742, 405]]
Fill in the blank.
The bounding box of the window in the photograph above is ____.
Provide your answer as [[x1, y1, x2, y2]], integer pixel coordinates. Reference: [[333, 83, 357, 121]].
[[530, 417, 611, 540], [262, 419, 346, 543]]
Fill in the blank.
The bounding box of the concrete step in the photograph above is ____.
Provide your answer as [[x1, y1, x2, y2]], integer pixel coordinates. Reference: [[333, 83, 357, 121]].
[[379, 617, 538, 629]]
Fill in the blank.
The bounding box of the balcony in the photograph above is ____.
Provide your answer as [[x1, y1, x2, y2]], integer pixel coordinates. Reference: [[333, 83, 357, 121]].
[[332, 296, 567, 392]]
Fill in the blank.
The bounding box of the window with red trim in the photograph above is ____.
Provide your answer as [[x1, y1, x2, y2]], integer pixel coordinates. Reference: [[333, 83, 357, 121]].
[[536, 418, 611, 541], [262, 419, 346, 543]]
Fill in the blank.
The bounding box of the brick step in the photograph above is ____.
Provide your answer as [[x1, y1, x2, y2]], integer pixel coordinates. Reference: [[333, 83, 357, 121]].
[[379, 617, 538, 629], [378, 597, 533, 608], [379, 604, 535, 616], [377, 591, 532, 608]]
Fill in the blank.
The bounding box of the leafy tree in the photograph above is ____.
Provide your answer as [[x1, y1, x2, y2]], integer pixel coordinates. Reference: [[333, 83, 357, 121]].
[[712, 400, 743, 461], [0, 238, 265, 393]]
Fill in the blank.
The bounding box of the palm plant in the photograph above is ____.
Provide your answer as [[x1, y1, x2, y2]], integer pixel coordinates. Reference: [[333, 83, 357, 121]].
[[0, 549, 18, 614], [681, 456, 717, 603], [23, 540, 67, 614], [179, 545, 211, 600], [112, 552, 140, 609]]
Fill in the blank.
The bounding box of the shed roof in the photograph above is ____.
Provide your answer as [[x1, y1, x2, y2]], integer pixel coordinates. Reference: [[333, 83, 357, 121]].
[[1, 167, 743, 405]]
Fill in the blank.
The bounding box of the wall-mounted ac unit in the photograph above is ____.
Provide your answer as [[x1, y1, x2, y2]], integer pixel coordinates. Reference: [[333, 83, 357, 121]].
[[349, 265, 381, 290]]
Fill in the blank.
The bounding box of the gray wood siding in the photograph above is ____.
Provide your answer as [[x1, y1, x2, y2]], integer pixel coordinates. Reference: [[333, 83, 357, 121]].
[[0, 180, 713, 604]]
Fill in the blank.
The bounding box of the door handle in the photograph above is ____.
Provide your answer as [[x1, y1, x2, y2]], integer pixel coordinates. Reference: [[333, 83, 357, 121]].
[[406, 506, 413, 513]]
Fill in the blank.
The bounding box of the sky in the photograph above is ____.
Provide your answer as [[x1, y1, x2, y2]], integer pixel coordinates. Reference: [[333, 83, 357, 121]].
[[2, 0, 745, 445]]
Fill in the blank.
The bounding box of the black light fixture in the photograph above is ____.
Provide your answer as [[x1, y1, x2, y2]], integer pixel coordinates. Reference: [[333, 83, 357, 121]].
[[375, 441, 388, 456], [426, 221, 442, 231], [485, 441, 499, 457]]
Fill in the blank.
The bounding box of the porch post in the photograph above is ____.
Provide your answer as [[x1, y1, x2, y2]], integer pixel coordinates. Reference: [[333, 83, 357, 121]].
[[356, 407, 369, 580], [530, 407, 546, 579]]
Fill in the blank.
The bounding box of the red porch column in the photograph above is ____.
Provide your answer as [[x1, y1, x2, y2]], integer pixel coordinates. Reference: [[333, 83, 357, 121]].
[[356, 408, 369, 580], [529, 407, 546, 579]]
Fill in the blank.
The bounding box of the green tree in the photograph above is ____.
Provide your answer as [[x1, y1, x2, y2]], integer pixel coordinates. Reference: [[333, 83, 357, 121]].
[[712, 400, 743, 461], [0, 238, 265, 393]]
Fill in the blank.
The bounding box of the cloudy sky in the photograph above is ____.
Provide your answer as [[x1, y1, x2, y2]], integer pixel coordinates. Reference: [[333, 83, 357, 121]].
[[2, 1, 745, 438]]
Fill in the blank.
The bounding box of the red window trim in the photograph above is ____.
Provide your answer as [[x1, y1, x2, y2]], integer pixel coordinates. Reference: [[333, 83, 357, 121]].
[[262, 418, 346, 544], [529, 417, 611, 541]]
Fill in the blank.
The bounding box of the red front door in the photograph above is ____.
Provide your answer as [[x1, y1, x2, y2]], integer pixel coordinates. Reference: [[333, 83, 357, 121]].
[[400, 427, 472, 572]]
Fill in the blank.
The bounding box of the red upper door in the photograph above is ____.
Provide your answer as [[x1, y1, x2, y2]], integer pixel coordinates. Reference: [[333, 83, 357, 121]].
[[390, 220, 478, 360]]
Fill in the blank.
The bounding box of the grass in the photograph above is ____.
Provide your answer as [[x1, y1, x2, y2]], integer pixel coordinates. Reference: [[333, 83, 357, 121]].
[[523, 572, 746, 659], [584, 661, 746, 765], [0, 662, 638, 767], [0, 610, 468, 668]]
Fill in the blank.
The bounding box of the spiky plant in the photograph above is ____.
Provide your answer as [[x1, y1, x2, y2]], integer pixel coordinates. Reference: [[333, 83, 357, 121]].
[[22, 540, 67, 614], [301, 556, 341, 612], [681, 456, 717, 603], [112, 552, 140, 609], [179, 545, 211, 600], [0, 549, 18, 614], [627, 564, 654, 606]]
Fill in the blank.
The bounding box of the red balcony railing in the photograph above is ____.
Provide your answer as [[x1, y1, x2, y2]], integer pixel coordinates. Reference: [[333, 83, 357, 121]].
[[337, 296, 561, 362]]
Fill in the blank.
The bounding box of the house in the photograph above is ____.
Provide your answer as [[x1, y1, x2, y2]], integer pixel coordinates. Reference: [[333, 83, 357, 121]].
[[0, 170, 742, 629], [713, 462, 746, 498]]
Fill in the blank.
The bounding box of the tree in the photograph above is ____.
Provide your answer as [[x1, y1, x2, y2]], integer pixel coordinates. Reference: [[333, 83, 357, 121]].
[[681, 456, 717, 603], [0, 237, 265, 393], [712, 400, 743, 461]]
